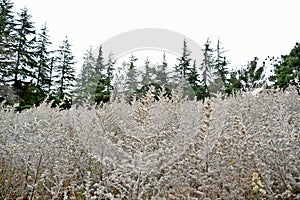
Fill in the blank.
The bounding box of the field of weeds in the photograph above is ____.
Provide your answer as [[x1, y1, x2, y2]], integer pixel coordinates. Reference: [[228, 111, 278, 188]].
[[0, 88, 299, 199]]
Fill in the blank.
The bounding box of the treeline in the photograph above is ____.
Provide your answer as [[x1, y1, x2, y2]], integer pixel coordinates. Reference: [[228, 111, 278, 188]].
[[1, 0, 299, 110], [75, 39, 300, 106]]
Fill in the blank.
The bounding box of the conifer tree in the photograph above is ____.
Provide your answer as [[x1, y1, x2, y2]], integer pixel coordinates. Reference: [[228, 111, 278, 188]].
[[47, 56, 55, 94], [95, 74, 110, 105], [210, 39, 229, 94], [13, 7, 37, 88], [95, 51, 115, 104], [244, 57, 265, 89], [34, 24, 52, 90], [54, 36, 76, 107], [74, 47, 96, 105], [0, 0, 16, 85], [155, 52, 169, 85], [187, 60, 202, 99], [173, 39, 192, 84], [200, 38, 215, 98], [140, 57, 152, 86], [106, 52, 115, 91], [124, 53, 139, 101], [13, 7, 40, 110]]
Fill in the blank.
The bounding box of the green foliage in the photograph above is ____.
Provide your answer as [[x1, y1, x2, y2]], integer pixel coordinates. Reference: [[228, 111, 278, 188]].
[[95, 74, 111, 105], [173, 39, 192, 82], [17, 83, 46, 111], [54, 37, 76, 100], [270, 42, 300, 91], [0, 0, 15, 84]]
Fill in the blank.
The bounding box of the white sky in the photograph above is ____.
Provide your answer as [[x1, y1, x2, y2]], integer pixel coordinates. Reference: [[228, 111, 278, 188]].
[[13, 0, 300, 72]]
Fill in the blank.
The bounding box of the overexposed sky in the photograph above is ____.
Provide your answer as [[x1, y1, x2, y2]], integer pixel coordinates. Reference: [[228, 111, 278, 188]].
[[13, 0, 300, 71]]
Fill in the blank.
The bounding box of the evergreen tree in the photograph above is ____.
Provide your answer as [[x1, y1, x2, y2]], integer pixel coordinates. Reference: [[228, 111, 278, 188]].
[[0, 0, 16, 85], [270, 42, 300, 91], [155, 52, 169, 85], [173, 39, 192, 84], [200, 38, 215, 97], [225, 70, 244, 95], [95, 74, 110, 105], [94, 45, 106, 81], [93, 46, 117, 104], [211, 39, 229, 94], [54, 36, 76, 107], [124, 53, 139, 101], [106, 52, 115, 91], [187, 60, 202, 100], [13, 7, 37, 88], [187, 60, 200, 87], [74, 47, 96, 105], [13, 7, 41, 110], [47, 56, 55, 94], [34, 24, 52, 90], [244, 57, 265, 89], [140, 57, 152, 86]]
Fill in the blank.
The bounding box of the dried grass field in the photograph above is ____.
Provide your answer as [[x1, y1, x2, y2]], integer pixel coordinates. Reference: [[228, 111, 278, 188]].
[[0, 88, 299, 199]]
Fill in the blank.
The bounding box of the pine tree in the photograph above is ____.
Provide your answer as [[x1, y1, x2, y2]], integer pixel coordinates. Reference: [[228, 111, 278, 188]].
[[0, 0, 16, 85], [13, 7, 37, 88], [34, 24, 52, 90], [13, 7, 41, 110], [54, 36, 76, 107]]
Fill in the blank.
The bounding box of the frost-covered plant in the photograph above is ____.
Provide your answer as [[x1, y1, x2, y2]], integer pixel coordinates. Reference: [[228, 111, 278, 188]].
[[0, 86, 299, 199]]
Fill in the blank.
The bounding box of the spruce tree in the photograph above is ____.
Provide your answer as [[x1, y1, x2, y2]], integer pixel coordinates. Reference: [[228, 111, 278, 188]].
[[54, 36, 76, 107], [0, 0, 16, 85], [14, 7, 37, 88], [13, 7, 40, 110], [93, 45, 115, 104], [95, 51, 115, 104], [34, 24, 52, 90]]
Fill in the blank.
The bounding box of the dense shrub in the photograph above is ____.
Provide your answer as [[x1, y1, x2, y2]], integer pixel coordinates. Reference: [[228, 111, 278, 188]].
[[0, 87, 299, 199]]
